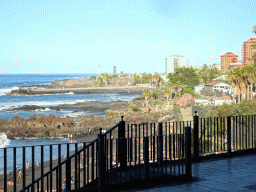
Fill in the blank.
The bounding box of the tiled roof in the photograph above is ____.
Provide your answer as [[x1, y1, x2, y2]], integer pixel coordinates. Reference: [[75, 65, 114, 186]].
[[215, 95, 232, 100], [204, 81, 222, 86]]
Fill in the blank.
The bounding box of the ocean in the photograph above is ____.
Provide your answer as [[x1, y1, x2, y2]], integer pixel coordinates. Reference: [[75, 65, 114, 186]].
[[0, 73, 140, 171], [0, 73, 139, 120]]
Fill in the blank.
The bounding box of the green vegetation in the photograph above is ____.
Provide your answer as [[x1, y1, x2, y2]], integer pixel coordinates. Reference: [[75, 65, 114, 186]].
[[143, 89, 151, 106], [216, 99, 256, 117], [89, 75, 97, 80], [199, 64, 223, 84], [167, 67, 200, 89], [181, 85, 196, 96], [128, 104, 141, 112], [226, 64, 256, 103], [104, 110, 119, 115], [176, 105, 183, 121], [150, 99, 165, 105]]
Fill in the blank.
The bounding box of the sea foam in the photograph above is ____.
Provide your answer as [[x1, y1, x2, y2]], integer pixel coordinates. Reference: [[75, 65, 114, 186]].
[[0, 133, 11, 148]]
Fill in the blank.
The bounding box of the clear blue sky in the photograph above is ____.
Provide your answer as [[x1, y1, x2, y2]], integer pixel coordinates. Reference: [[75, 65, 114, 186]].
[[1, 0, 256, 74]]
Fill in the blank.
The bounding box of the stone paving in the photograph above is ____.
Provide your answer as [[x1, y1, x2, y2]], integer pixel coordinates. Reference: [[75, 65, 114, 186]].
[[121, 154, 256, 192]]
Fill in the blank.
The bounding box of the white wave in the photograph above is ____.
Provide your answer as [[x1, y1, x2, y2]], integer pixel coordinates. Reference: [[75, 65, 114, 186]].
[[25, 137, 39, 140], [76, 99, 87, 103], [0, 133, 11, 148], [0, 86, 19, 96], [64, 111, 87, 118], [35, 108, 51, 112], [66, 92, 74, 95]]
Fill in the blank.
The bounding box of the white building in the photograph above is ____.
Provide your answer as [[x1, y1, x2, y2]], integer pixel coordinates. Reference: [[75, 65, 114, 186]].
[[213, 82, 233, 93], [194, 85, 204, 94]]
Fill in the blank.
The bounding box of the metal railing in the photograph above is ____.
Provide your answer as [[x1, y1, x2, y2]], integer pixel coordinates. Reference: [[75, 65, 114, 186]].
[[2, 112, 256, 191]]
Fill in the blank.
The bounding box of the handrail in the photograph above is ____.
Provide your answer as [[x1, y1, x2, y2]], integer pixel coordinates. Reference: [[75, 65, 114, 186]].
[[23, 121, 122, 191], [103, 122, 121, 135], [22, 138, 99, 190]]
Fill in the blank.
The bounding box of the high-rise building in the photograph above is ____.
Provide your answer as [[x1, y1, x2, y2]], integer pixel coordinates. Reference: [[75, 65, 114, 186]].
[[165, 58, 168, 74], [220, 52, 238, 73], [113, 66, 117, 75], [173, 58, 180, 72], [242, 38, 256, 66]]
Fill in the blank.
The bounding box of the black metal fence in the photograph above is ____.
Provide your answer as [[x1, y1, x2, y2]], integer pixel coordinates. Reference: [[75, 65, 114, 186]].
[[1, 112, 256, 192], [0, 117, 192, 192], [193, 113, 256, 160]]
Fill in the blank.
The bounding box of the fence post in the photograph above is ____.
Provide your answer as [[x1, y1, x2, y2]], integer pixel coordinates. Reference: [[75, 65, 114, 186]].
[[193, 111, 199, 161], [143, 136, 149, 180], [66, 144, 71, 191], [98, 128, 105, 191], [158, 122, 163, 166], [185, 126, 192, 179], [227, 116, 232, 157], [118, 116, 127, 172]]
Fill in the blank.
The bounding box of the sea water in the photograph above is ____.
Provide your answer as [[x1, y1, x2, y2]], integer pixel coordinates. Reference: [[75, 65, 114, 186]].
[[0, 73, 139, 171], [0, 133, 82, 172], [0, 73, 139, 120]]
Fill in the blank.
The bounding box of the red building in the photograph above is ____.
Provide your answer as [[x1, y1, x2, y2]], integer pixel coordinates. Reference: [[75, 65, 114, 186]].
[[220, 52, 239, 73], [242, 38, 256, 66]]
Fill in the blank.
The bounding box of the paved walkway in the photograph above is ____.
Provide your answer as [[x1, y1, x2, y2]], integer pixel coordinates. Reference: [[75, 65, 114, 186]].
[[121, 154, 256, 192]]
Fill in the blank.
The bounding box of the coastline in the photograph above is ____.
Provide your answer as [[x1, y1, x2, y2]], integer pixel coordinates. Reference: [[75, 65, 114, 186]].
[[8, 85, 153, 96]]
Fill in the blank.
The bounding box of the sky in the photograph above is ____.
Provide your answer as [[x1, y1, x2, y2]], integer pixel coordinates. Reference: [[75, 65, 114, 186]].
[[1, 0, 256, 74]]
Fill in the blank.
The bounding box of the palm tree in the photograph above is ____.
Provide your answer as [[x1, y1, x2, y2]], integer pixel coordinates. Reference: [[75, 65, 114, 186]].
[[227, 70, 238, 103], [159, 76, 164, 89], [233, 67, 244, 103], [143, 89, 151, 106], [244, 64, 256, 100], [176, 81, 183, 97], [163, 89, 171, 101]]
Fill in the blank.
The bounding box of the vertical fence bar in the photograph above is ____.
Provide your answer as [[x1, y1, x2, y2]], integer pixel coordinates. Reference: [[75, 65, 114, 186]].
[[158, 122, 163, 166], [143, 136, 149, 180], [224, 117, 226, 151], [23, 147, 26, 191], [98, 128, 105, 192], [66, 144, 71, 191], [58, 144, 61, 192], [86, 145, 89, 184], [50, 145, 52, 192], [242, 116, 244, 149], [13, 147, 17, 192], [193, 111, 199, 160], [91, 143, 94, 182], [138, 124, 141, 179], [214, 117, 216, 152], [75, 143, 78, 189], [254, 115, 256, 148], [41, 145, 44, 192], [235, 116, 238, 150], [253, 115, 255, 148], [118, 116, 126, 172], [4, 148, 7, 192], [185, 126, 192, 179], [31, 146, 35, 192], [173, 133, 175, 176], [227, 116, 232, 157], [203, 118, 206, 153], [83, 143, 86, 187], [246, 115, 248, 149]]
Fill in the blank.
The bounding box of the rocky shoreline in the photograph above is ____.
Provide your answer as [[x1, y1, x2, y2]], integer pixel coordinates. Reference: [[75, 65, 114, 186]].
[[8, 85, 153, 96], [0, 95, 176, 139]]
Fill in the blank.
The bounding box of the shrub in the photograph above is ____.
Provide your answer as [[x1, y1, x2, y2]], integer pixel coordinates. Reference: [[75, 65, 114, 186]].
[[128, 104, 141, 112]]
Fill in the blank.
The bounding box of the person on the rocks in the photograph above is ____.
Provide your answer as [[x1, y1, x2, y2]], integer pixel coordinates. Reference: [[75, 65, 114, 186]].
[[17, 170, 23, 179]]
